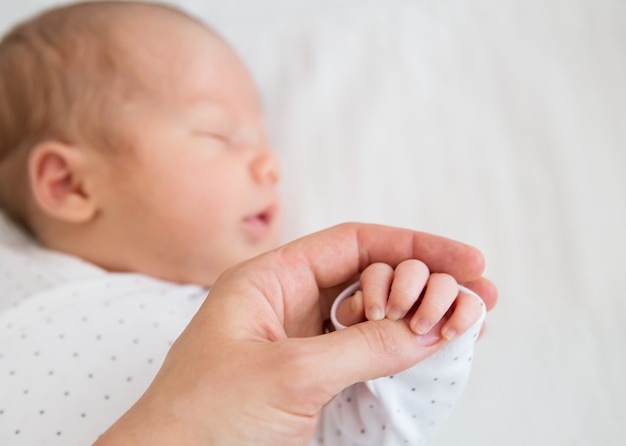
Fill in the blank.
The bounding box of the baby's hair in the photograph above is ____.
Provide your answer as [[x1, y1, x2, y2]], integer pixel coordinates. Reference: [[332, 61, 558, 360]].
[[0, 1, 209, 227]]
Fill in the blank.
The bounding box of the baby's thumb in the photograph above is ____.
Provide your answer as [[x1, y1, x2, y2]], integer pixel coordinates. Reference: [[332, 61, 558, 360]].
[[334, 290, 366, 327]]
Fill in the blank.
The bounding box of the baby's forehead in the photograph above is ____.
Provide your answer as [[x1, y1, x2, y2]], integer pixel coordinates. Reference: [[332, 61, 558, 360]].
[[110, 7, 230, 87], [113, 4, 223, 54]]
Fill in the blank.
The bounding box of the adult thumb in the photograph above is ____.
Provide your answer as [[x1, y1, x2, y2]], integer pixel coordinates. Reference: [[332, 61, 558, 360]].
[[300, 318, 445, 408]]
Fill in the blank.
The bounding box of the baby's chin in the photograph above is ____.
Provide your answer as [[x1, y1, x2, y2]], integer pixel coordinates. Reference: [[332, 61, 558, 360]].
[[159, 227, 282, 287], [198, 248, 281, 288], [245, 225, 282, 258]]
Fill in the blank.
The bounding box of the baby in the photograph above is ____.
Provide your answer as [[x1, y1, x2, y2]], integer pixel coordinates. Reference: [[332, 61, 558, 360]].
[[0, 2, 485, 445]]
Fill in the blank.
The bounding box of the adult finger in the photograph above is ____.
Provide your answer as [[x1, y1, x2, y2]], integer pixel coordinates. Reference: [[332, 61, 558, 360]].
[[263, 223, 489, 336], [286, 223, 486, 288], [290, 317, 447, 411]]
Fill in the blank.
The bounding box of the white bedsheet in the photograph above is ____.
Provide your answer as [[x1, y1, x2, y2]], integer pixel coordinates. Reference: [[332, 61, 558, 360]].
[[1, 1, 625, 445]]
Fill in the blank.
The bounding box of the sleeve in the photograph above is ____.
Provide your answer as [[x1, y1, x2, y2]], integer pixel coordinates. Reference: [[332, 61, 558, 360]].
[[0, 276, 204, 445], [311, 283, 486, 446]]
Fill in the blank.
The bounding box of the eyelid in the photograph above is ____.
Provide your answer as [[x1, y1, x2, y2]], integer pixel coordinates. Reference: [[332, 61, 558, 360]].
[[192, 130, 230, 142]]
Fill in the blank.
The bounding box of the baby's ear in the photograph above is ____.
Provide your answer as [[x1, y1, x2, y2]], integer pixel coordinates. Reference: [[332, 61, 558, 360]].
[[28, 141, 98, 223]]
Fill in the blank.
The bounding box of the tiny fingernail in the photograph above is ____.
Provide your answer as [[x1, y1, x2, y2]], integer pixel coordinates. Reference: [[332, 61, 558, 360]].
[[417, 332, 440, 346], [386, 306, 403, 321], [442, 327, 458, 341], [413, 318, 431, 335], [367, 306, 384, 321]]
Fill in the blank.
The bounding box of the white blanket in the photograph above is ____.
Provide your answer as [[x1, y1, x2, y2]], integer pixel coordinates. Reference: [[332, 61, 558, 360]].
[[1, 1, 625, 444]]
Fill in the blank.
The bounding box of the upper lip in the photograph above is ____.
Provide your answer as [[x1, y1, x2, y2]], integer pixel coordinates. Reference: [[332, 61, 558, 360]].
[[245, 203, 278, 224]]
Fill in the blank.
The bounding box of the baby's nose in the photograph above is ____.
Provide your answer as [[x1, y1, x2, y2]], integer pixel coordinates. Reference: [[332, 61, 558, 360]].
[[250, 149, 280, 185]]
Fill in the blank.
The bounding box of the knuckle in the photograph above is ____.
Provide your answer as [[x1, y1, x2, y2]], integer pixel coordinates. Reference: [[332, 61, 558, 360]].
[[430, 272, 458, 286], [363, 262, 394, 280], [361, 264, 393, 296], [398, 259, 430, 276], [358, 320, 401, 360]]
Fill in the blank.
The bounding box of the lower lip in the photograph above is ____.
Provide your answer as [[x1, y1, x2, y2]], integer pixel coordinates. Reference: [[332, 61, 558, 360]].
[[243, 212, 273, 241]]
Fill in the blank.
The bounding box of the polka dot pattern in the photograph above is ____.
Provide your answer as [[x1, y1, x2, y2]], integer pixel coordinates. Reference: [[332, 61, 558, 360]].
[[0, 236, 206, 444], [1, 216, 485, 445], [316, 284, 486, 445]]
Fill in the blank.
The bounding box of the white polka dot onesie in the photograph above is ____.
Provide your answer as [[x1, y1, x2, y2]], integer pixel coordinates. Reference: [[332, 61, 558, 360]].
[[0, 215, 485, 445]]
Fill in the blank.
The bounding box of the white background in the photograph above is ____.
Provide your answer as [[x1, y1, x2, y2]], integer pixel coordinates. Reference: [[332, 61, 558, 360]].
[[2, 1, 625, 445]]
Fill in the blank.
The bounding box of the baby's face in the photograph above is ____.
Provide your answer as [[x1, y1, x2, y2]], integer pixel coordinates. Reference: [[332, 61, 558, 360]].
[[94, 15, 281, 286]]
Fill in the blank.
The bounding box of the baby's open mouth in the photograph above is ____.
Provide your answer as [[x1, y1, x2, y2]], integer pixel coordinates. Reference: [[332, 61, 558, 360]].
[[243, 205, 276, 239]]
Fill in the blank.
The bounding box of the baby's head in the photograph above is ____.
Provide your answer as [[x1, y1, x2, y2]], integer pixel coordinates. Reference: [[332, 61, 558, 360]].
[[0, 1, 281, 286]]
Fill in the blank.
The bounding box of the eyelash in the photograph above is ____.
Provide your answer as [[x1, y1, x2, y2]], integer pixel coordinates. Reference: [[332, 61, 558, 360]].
[[195, 131, 231, 143]]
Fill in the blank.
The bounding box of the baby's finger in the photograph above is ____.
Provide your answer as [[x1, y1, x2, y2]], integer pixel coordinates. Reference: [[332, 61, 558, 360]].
[[386, 259, 430, 321], [334, 290, 366, 327], [409, 273, 457, 335], [460, 278, 498, 312], [440, 290, 485, 341], [360, 263, 394, 321]]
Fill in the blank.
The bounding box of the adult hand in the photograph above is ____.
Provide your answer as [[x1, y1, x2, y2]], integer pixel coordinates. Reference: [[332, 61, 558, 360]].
[[95, 223, 497, 445]]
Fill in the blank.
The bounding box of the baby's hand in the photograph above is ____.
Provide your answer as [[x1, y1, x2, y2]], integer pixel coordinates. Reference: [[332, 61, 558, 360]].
[[333, 260, 484, 345]]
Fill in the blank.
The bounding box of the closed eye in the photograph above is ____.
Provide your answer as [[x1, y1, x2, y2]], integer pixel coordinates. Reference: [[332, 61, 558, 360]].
[[193, 130, 227, 138], [192, 131, 231, 144]]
